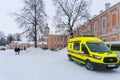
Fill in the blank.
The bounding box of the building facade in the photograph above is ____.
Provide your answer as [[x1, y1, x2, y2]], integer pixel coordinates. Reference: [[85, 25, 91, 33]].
[[48, 35, 68, 50], [7, 23, 69, 50], [74, 2, 120, 42], [7, 41, 29, 50]]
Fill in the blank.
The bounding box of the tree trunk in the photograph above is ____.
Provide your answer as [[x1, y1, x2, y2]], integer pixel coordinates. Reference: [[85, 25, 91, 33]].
[[70, 26, 73, 38], [34, 1, 37, 48], [34, 25, 37, 48]]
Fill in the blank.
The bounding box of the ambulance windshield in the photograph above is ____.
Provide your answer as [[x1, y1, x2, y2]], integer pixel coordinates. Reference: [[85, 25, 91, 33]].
[[87, 43, 110, 52]]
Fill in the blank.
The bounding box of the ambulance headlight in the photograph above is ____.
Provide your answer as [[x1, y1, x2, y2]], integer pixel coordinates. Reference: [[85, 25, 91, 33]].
[[93, 55, 102, 60]]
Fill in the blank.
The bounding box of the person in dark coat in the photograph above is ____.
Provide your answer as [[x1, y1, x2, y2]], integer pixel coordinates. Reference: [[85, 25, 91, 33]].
[[17, 47, 20, 55], [24, 46, 26, 51], [14, 47, 18, 55]]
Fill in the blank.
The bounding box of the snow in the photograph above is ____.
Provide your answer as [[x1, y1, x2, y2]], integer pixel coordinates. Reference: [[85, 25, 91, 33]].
[[0, 48, 120, 80], [38, 42, 47, 45]]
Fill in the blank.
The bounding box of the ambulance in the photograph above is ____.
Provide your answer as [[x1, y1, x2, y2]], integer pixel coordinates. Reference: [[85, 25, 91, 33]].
[[67, 36, 120, 70]]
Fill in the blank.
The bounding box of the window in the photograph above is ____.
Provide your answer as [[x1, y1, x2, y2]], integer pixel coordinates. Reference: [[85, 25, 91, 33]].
[[102, 18, 106, 31], [64, 37, 65, 41], [112, 14, 116, 27], [87, 43, 110, 52], [54, 44, 56, 48], [82, 44, 89, 54], [70, 44, 72, 49], [64, 37, 67, 42], [94, 22, 98, 33], [61, 37, 62, 41], [88, 25, 91, 33], [54, 37, 56, 41], [74, 43, 80, 50]]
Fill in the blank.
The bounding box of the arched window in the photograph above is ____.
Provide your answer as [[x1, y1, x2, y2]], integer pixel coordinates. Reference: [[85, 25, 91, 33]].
[[88, 25, 91, 33], [102, 18, 107, 31], [94, 21, 98, 33]]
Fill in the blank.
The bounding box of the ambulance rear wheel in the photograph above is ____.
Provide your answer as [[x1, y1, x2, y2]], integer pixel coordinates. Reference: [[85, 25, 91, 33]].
[[68, 55, 73, 61], [85, 61, 94, 71]]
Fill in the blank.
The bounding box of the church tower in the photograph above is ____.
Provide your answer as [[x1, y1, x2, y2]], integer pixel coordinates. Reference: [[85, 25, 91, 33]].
[[44, 23, 50, 37]]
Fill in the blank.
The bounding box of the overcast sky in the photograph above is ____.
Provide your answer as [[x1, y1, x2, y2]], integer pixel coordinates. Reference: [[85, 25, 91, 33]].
[[0, 0, 120, 35]]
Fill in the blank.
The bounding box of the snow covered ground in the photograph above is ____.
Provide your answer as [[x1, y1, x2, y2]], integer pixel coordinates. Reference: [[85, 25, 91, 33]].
[[0, 47, 120, 80]]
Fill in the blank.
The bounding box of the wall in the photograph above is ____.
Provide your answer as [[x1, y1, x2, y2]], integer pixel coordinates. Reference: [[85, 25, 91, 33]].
[[74, 2, 120, 42]]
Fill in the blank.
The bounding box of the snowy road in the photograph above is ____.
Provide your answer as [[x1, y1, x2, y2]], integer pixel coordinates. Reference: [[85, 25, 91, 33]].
[[0, 48, 120, 80]]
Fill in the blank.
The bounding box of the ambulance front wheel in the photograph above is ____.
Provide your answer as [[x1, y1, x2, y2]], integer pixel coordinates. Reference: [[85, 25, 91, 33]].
[[85, 61, 94, 71]]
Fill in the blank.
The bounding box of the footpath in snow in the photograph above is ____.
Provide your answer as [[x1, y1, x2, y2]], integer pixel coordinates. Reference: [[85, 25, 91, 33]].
[[0, 47, 120, 80]]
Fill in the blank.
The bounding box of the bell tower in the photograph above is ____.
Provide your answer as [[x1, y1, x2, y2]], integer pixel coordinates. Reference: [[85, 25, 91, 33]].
[[44, 23, 50, 37]]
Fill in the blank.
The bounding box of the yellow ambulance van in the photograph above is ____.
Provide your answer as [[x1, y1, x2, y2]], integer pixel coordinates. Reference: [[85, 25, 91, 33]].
[[67, 36, 120, 70]]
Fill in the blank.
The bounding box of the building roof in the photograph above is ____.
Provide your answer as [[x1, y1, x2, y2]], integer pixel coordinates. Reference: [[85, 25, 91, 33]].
[[91, 2, 120, 20], [76, 2, 120, 29]]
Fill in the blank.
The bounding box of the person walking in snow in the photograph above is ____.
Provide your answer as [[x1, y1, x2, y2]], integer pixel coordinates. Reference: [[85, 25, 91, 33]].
[[24, 46, 26, 51], [17, 47, 20, 55], [14, 47, 18, 55]]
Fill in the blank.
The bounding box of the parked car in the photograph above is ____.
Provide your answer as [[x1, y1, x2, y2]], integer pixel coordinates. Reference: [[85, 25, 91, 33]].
[[0, 46, 6, 50]]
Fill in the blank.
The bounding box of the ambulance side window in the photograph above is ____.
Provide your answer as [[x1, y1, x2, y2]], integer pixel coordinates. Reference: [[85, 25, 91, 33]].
[[70, 44, 72, 49], [74, 43, 80, 51], [82, 44, 89, 54]]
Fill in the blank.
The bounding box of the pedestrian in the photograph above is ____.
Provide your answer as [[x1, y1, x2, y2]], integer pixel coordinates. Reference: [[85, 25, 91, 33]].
[[24, 46, 26, 51], [14, 47, 18, 55], [17, 47, 20, 55]]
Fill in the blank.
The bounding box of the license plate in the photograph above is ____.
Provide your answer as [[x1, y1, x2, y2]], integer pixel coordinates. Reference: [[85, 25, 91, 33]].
[[108, 64, 116, 67]]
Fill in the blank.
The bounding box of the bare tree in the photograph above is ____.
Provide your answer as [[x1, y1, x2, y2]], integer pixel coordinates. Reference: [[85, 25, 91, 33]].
[[0, 31, 6, 46], [14, 0, 46, 48], [7, 33, 21, 44], [53, 0, 91, 38], [14, 33, 21, 41], [7, 34, 15, 44]]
